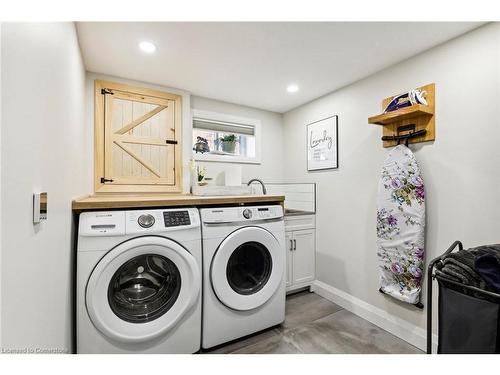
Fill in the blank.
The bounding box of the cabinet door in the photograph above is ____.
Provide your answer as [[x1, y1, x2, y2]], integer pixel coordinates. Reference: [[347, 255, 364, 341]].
[[285, 231, 294, 288], [292, 229, 315, 285]]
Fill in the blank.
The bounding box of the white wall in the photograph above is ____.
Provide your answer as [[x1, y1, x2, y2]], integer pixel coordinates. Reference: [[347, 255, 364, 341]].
[[1, 23, 89, 353], [0, 22, 3, 349], [283, 23, 500, 348], [191, 96, 285, 185], [85, 72, 192, 193]]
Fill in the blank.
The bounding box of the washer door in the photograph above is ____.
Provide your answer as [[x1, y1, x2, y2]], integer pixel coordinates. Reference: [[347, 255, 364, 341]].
[[211, 226, 283, 311], [86, 236, 200, 343]]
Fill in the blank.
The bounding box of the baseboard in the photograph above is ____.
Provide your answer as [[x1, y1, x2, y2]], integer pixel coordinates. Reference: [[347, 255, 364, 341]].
[[312, 280, 438, 353]]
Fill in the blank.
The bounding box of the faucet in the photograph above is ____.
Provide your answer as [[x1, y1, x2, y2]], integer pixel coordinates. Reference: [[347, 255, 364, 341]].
[[247, 178, 267, 195]]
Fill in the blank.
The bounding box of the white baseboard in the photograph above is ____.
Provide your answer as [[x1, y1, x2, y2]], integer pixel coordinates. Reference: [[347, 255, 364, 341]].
[[312, 280, 438, 353]]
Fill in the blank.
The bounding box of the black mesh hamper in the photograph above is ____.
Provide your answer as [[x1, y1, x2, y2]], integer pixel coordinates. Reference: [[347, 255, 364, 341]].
[[427, 241, 500, 354]]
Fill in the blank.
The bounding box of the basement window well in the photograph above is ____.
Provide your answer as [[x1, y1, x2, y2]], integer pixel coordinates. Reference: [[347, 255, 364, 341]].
[[192, 110, 261, 164]]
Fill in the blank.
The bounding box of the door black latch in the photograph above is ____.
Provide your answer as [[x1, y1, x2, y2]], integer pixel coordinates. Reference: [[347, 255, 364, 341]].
[[101, 88, 114, 95], [166, 140, 178, 145], [100, 177, 114, 183]]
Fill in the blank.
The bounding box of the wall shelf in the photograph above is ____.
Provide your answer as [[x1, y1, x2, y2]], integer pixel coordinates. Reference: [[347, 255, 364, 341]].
[[368, 104, 433, 125], [369, 83, 435, 147]]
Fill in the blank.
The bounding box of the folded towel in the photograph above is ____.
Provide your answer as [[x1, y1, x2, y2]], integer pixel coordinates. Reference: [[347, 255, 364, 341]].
[[436, 253, 483, 287], [442, 258, 482, 284], [447, 250, 477, 271]]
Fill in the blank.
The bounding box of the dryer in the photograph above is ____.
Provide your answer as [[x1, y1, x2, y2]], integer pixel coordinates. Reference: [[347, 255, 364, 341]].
[[77, 208, 201, 353], [200, 205, 286, 349]]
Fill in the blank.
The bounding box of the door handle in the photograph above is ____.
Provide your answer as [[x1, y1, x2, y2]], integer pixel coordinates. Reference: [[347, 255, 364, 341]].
[[293, 239, 297, 251], [290, 239, 293, 251]]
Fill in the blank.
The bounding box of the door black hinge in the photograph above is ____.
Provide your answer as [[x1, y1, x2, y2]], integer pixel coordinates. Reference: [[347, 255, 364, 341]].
[[166, 140, 178, 145], [101, 88, 114, 95], [100, 177, 114, 183]]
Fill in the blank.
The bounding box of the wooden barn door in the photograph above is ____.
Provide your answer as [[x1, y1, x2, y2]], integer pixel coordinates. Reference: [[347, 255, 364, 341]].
[[95, 81, 182, 193]]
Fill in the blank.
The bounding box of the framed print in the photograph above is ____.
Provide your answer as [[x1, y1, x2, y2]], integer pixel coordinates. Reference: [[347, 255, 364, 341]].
[[307, 115, 338, 171]]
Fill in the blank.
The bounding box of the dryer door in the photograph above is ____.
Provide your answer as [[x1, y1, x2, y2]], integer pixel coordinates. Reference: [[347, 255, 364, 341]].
[[86, 236, 200, 343], [210, 226, 284, 311]]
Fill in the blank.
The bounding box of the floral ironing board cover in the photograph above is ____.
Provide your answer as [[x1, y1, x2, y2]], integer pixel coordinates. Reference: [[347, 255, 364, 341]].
[[376, 145, 425, 305]]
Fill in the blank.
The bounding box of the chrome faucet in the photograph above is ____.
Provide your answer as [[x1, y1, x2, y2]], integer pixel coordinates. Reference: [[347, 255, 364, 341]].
[[247, 178, 267, 195]]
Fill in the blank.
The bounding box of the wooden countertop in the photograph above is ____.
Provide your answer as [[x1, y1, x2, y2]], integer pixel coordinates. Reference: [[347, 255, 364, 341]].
[[72, 194, 285, 212]]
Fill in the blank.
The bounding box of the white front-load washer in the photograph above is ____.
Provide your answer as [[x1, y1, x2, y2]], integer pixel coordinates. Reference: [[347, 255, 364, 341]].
[[77, 208, 202, 353], [200, 205, 286, 349]]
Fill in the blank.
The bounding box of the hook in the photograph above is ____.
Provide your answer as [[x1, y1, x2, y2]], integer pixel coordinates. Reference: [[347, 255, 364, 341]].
[[381, 124, 427, 145]]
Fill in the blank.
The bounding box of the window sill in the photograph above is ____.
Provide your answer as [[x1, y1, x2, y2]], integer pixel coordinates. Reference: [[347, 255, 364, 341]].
[[193, 153, 261, 165]]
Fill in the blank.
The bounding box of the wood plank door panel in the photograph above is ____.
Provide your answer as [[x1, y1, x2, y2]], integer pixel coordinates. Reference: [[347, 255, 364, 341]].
[[108, 95, 175, 184], [95, 80, 182, 193]]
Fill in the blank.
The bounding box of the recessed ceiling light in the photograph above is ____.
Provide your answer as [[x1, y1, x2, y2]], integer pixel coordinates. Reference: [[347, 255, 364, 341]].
[[139, 41, 156, 54], [287, 84, 299, 93]]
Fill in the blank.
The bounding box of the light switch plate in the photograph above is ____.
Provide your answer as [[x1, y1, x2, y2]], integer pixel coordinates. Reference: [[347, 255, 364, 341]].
[[33, 192, 47, 223]]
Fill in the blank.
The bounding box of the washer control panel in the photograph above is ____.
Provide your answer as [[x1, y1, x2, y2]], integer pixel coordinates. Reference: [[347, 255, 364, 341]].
[[126, 208, 198, 234], [79, 208, 201, 237], [163, 210, 191, 227]]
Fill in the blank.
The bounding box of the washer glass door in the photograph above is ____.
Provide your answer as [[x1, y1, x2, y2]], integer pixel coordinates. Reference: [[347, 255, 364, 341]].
[[211, 226, 284, 311], [86, 236, 200, 343], [108, 254, 181, 323]]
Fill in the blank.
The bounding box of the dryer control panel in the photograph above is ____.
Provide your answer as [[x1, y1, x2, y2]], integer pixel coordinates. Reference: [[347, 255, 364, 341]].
[[201, 205, 283, 224]]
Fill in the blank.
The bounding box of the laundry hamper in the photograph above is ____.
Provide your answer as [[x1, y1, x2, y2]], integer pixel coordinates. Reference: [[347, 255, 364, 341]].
[[427, 241, 500, 354]]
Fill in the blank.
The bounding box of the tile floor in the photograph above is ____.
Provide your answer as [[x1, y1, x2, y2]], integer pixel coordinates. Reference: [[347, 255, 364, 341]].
[[205, 291, 423, 354]]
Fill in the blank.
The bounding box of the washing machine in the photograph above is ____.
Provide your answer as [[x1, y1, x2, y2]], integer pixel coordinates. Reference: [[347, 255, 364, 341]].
[[76, 208, 202, 353], [200, 205, 286, 349]]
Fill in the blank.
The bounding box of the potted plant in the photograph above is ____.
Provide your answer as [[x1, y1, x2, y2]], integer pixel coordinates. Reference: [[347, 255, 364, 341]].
[[196, 165, 207, 185], [188, 160, 208, 187], [218, 134, 238, 153]]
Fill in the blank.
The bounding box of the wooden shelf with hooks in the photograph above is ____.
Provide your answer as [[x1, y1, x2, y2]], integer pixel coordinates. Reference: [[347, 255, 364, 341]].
[[369, 83, 435, 147]]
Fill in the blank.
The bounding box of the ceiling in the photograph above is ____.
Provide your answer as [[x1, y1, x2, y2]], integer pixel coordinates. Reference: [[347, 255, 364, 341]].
[[77, 22, 484, 113]]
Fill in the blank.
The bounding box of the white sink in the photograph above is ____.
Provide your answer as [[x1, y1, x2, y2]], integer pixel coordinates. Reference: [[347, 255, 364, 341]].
[[191, 185, 253, 196]]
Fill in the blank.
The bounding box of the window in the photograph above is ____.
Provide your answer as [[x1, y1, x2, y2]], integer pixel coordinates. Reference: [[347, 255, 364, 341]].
[[94, 80, 183, 193], [192, 110, 261, 164]]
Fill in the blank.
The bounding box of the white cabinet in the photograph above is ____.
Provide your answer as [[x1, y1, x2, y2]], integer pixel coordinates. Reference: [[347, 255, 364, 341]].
[[291, 229, 315, 285], [285, 215, 315, 293]]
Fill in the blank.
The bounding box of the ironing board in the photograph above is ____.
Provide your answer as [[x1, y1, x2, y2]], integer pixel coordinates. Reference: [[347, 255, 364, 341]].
[[376, 145, 425, 306]]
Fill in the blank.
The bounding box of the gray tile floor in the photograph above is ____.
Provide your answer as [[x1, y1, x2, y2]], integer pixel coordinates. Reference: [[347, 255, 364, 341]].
[[205, 291, 423, 354]]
